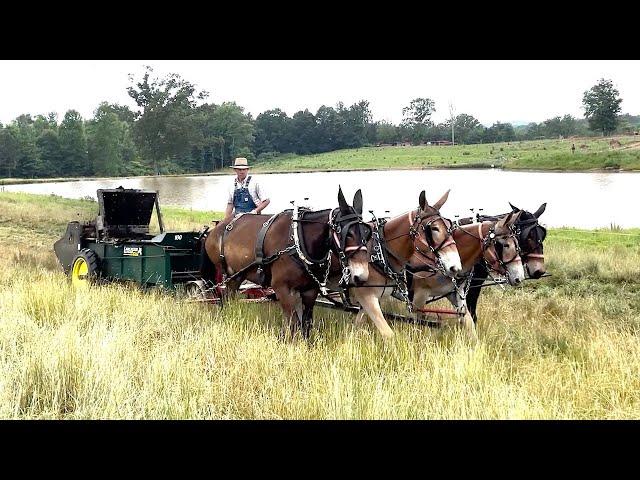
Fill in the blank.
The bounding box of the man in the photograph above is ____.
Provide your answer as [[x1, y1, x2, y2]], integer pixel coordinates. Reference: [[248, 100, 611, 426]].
[[225, 157, 270, 219]]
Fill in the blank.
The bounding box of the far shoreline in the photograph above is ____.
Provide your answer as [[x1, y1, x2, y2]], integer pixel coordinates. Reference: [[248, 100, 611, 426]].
[[2, 164, 638, 186]]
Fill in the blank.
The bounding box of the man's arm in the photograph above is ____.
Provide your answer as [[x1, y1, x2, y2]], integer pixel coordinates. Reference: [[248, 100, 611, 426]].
[[251, 181, 270, 214], [252, 199, 270, 214], [224, 202, 234, 220]]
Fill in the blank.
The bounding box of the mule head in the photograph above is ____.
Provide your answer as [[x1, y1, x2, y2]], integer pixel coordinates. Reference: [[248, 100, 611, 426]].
[[487, 211, 526, 286], [509, 202, 547, 279], [334, 187, 371, 285], [415, 189, 462, 277]]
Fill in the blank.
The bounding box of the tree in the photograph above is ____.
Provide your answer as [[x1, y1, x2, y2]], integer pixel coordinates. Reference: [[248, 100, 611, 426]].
[[127, 66, 208, 174], [314, 105, 343, 152], [484, 122, 515, 143], [36, 130, 63, 176], [582, 78, 622, 136], [59, 110, 89, 176], [253, 108, 292, 154], [0, 129, 19, 177], [374, 121, 400, 144], [88, 111, 127, 176], [401, 98, 436, 144], [443, 113, 482, 144], [338, 100, 372, 148], [10, 115, 42, 178], [289, 110, 317, 154], [94, 102, 137, 125], [402, 98, 436, 127]]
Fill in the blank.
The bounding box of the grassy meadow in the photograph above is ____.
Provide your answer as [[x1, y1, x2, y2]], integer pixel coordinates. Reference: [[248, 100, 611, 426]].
[[250, 135, 640, 173], [1, 192, 639, 419]]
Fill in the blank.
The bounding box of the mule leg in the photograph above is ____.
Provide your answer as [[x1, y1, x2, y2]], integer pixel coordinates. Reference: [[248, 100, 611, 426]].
[[300, 289, 318, 340], [412, 286, 430, 324], [465, 263, 488, 324], [446, 291, 478, 343], [352, 288, 394, 339], [274, 287, 302, 341]]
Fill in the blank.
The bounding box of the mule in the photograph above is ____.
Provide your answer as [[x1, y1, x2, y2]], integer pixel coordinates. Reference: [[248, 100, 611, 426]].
[[342, 190, 463, 339], [202, 187, 371, 340], [409, 211, 526, 341], [464, 202, 547, 323]]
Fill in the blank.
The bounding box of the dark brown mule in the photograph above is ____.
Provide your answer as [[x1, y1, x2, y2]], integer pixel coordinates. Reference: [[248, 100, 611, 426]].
[[202, 188, 370, 340], [409, 211, 525, 341], [464, 203, 547, 324], [347, 190, 462, 339]]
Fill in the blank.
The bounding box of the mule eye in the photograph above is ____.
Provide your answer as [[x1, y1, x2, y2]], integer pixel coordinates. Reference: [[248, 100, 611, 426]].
[[431, 226, 440, 232]]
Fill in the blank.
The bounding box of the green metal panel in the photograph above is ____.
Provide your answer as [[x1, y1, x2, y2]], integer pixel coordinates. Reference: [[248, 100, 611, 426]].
[[81, 230, 203, 291]]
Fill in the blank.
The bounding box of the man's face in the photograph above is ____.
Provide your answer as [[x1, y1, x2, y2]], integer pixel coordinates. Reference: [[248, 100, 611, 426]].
[[234, 168, 248, 181]]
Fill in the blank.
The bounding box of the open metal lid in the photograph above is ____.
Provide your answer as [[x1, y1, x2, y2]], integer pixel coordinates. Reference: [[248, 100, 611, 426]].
[[97, 187, 159, 237]]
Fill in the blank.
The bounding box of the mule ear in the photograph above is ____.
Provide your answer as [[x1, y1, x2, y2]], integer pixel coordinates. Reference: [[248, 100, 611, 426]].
[[353, 189, 363, 215], [497, 211, 516, 229], [496, 212, 510, 229], [432, 189, 450, 211], [504, 210, 522, 227], [533, 202, 547, 218], [337, 186, 349, 213], [509, 202, 519, 212], [419, 190, 427, 211]]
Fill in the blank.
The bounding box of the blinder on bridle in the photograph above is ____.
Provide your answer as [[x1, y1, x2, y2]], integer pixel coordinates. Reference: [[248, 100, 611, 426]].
[[331, 208, 372, 259], [483, 224, 522, 269], [410, 211, 456, 257], [515, 218, 547, 249]]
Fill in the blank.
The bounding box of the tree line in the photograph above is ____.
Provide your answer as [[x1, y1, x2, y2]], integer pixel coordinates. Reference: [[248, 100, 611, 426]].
[[0, 71, 635, 179]]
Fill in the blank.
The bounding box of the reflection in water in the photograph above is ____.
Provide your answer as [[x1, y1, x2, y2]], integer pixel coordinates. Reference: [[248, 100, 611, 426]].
[[593, 173, 613, 188], [4, 169, 640, 229]]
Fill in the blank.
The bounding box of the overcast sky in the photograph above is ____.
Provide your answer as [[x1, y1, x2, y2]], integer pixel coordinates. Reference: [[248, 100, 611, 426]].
[[1, 60, 638, 127]]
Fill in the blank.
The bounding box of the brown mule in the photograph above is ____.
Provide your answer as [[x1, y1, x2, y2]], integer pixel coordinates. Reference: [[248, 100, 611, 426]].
[[409, 211, 525, 341], [346, 190, 462, 339], [464, 202, 547, 324], [202, 187, 371, 340]]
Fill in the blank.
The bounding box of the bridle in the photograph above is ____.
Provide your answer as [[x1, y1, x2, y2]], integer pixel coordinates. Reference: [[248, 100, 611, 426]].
[[329, 207, 372, 288], [477, 223, 523, 276], [408, 208, 458, 273], [515, 217, 546, 262], [330, 208, 371, 259]]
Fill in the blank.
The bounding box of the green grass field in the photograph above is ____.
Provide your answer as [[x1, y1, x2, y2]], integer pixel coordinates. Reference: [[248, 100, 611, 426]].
[[1, 192, 639, 418], [250, 136, 640, 173]]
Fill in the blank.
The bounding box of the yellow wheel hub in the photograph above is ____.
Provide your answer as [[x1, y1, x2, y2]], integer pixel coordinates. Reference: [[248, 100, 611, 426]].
[[71, 257, 89, 287]]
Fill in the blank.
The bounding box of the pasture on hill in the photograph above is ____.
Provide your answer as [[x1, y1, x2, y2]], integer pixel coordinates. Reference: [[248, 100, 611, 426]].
[[0, 192, 639, 419], [250, 135, 640, 173]]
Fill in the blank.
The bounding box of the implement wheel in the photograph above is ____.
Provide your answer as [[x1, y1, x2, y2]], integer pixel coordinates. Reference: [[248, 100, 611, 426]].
[[71, 249, 99, 288]]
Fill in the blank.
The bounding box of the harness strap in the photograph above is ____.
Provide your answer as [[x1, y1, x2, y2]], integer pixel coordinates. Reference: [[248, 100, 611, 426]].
[[254, 212, 281, 265]]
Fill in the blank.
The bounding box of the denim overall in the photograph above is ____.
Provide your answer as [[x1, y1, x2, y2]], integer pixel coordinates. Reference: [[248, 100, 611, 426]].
[[233, 176, 257, 213]]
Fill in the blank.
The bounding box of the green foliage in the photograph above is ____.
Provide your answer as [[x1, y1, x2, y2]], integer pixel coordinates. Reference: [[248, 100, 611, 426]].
[[88, 111, 128, 176], [36, 130, 62, 176], [59, 110, 89, 176], [0, 129, 19, 177], [127, 66, 208, 174], [582, 78, 623, 135]]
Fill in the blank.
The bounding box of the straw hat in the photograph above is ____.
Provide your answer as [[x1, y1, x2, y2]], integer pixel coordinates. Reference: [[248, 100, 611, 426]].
[[230, 157, 250, 169]]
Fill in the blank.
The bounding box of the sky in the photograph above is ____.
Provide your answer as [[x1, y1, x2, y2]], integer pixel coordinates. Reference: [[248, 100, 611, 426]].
[[0, 60, 638, 127]]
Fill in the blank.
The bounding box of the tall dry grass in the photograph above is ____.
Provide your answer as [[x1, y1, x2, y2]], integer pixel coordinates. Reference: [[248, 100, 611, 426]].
[[1, 192, 639, 418]]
